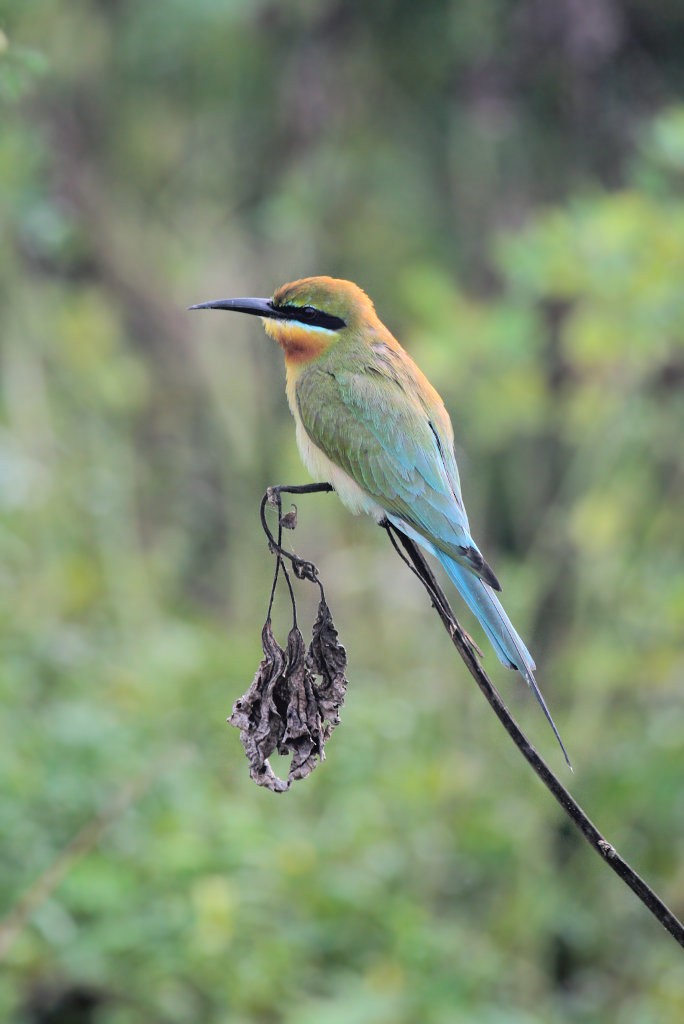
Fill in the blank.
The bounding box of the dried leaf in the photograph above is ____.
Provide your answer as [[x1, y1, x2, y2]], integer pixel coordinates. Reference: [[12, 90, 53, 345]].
[[308, 598, 348, 740], [228, 621, 289, 793], [280, 506, 298, 530], [280, 627, 323, 784], [229, 602, 349, 791]]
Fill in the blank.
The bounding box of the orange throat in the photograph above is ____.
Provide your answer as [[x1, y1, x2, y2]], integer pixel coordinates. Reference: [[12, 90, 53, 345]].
[[263, 319, 329, 365]]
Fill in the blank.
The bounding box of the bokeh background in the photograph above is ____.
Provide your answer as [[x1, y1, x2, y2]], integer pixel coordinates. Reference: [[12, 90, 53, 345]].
[[2, 2, 684, 1021]]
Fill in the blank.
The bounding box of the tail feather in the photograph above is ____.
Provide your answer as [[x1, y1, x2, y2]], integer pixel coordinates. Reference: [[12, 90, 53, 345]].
[[437, 551, 571, 768]]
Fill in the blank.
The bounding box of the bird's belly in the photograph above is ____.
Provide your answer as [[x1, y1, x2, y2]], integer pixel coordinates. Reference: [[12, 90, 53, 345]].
[[293, 417, 385, 521]]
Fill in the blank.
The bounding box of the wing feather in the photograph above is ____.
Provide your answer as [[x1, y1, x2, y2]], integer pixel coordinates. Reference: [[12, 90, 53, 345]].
[[295, 351, 500, 587]]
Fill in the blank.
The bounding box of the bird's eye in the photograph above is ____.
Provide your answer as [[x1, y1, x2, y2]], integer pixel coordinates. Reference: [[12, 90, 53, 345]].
[[299, 305, 317, 320]]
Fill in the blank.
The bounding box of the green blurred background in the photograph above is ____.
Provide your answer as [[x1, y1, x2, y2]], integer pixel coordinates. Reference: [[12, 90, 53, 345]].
[[2, 2, 684, 1021]]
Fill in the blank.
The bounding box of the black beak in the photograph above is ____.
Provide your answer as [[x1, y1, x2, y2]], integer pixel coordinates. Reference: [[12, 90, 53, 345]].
[[188, 297, 287, 318]]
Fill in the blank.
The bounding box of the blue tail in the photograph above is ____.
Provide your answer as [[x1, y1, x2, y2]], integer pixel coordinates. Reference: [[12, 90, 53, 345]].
[[436, 551, 571, 768]]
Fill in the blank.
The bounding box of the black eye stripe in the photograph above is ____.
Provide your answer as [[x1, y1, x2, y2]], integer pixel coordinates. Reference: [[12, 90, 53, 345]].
[[277, 303, 346, 331]]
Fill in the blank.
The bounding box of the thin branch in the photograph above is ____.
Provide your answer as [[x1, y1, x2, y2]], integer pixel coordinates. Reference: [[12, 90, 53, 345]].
[[264, 487, 298, 626], [262, 483, 684, 950], [387, 523, 684, 948], [260, 484, 333, 604]]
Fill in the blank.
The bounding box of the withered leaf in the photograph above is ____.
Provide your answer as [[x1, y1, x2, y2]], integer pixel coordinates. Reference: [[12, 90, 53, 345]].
[[280, 627, 323, 783], [229, 601, 349, 792], [280, 506, 298, 530], [308, 598, 348, 740], [228, 620, 289, 793]]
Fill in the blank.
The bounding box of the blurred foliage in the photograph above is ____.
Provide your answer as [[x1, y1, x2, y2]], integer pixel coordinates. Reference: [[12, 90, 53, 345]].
[[1, 1, 684, 1022]]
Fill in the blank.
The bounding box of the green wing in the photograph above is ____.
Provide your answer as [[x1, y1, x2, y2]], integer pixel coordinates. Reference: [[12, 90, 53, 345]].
[[295, 354, 499, 586]]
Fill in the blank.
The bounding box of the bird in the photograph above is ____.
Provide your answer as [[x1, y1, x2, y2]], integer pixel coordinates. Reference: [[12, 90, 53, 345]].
[[189, 276, 569, 765]]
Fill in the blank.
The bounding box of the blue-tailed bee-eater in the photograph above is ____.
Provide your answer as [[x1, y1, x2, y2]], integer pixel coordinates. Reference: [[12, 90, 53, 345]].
[[190, 276, 569, 764]]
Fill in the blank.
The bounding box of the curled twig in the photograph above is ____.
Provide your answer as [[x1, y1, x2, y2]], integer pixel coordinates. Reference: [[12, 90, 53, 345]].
[[229, 483, 346, 791]]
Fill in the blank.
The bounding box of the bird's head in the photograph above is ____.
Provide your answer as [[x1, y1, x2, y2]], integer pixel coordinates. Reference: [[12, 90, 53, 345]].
[[189, 276, 380, 363]]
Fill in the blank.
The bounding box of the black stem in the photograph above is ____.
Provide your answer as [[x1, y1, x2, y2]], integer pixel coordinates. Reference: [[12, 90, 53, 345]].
[[260, 484, 334, 600], [271, 489, 298, 627], [265, 490, 282, 623], [385, 521, 684, 950]]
